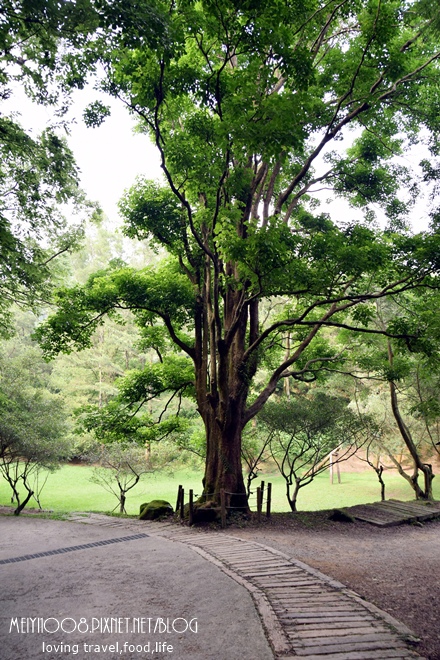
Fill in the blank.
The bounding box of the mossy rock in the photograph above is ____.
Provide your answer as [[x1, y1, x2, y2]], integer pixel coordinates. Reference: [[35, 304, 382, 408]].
[[139, 500, 174, 520]]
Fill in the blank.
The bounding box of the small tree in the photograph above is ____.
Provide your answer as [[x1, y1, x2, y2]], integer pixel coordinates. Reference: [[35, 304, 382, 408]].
[[88, 443, 153, 514], [260, 392, 373, 511], [0, 401, 70, 516], [0, 432, 71, 515], [0, 340, 71, 514]]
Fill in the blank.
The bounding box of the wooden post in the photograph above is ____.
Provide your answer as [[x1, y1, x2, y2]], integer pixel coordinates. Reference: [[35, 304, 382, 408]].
[[257, 486, 262, 523], [329, 452, 334, 484], [260, 480, 265, 503], [176, 484, 182, 512], [335, 452, 341, 484], [180, 487, 185, 521], [189, 489, 194, 526], [220, 488, 226, 528], [266, 482, 272, 519]]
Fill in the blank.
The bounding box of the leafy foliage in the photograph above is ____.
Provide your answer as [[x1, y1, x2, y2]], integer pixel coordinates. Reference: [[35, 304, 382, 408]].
[[0, 2, 107, 332]]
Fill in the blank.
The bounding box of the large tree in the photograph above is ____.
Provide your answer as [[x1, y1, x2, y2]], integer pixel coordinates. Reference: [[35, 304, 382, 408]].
[[37, 0, 440, 510]]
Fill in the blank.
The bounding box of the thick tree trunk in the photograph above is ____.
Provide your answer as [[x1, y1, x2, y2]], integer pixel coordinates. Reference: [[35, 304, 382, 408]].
[[196, 275, 255, 513], [202, 410, 248, 511]]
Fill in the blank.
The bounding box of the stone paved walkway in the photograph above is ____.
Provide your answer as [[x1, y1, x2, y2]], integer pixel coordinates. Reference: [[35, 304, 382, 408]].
[[68, 513, 425, 659]]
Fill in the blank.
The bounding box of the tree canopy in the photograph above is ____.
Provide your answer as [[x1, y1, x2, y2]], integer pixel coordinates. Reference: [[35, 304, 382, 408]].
[[0, 1, 100, 331], [35, 0, 440, 510]]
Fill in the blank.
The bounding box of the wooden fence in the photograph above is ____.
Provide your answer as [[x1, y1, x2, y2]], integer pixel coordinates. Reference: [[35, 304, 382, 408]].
[[175, 481, 272, 528]]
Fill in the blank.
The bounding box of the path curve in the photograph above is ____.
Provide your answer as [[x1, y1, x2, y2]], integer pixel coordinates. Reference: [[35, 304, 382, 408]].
[[68, 514, 425, 660]]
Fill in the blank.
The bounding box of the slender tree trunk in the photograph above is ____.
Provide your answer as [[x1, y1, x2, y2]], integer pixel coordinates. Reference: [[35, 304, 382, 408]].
[[117, 479, 127, 513], [387, 342, 434, 499], [365, 446, 386, 500], [98, 367, 103, 408], [10, 481, 20, 506], [284, 332, 291, 400], [246, 472, 256, 498], [376, 465, 386, 501], [287, 479, 300, 512]]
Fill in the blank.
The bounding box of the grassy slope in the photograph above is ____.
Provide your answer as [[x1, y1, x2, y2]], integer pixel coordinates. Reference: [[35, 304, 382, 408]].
[[1, 464, 439, 515]]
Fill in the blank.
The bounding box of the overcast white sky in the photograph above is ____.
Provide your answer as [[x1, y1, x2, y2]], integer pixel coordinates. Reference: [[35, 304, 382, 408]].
[[66, 94, 162, 223], [13, 88, 161, 225]]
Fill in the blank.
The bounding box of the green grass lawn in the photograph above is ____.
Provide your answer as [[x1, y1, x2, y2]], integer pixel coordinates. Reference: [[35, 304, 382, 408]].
[[259, 469, 440, 512], [1, 463, 439, 515], [0, 465, 202, 516]]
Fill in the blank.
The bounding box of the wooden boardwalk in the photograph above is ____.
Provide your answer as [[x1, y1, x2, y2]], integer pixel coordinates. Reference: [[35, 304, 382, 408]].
[[345, 499, 440, 527], [69, 513, 424, 659]]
